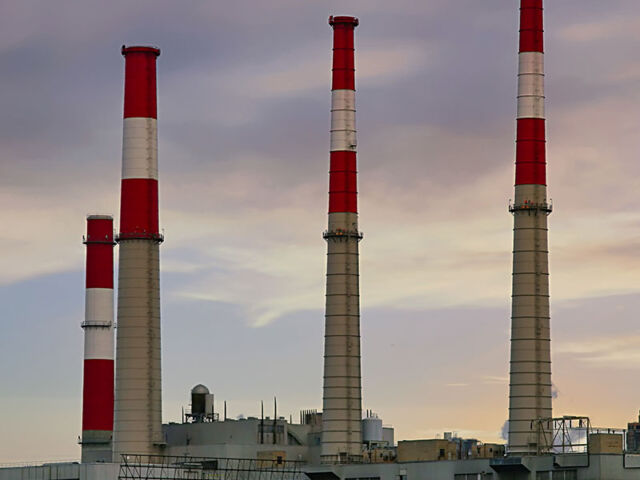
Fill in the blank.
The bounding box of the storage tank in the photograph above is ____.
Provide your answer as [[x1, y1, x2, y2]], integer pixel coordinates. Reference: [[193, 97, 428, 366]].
[[362, 416, 383, 443], [191, 384, 210, 416], [383, 427, 395, 447]]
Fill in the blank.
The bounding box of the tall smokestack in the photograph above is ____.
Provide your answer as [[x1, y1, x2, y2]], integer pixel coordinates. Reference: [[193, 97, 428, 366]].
[[321, 15, 362, 465], [113, 45, 164, 458], [507, 0, 552, 455], [81, 215, 115, 463]]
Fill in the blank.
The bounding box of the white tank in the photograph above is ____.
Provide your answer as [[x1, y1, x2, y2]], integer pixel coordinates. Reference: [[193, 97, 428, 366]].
[[383, 427, 394, 446], [362, 417, 383, 443], [191, 384, 210, 415]]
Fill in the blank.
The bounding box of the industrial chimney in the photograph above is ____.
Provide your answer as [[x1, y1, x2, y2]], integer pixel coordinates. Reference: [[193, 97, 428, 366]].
[[112, 45, 164, 458], [80, 215, 115, 463], [507, 0, 553, 454], [321, 15, 363, 465]]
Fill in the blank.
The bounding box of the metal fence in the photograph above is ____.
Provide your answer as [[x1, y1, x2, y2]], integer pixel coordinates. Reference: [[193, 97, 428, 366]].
[[118, 455, 304, 480]]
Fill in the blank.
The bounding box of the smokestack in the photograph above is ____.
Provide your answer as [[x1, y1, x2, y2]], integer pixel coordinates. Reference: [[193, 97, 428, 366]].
[[113, 45, 164, 458], [507, 0, 552, 455], [80, 215, 115, 463], [321, 15, 363, 465]]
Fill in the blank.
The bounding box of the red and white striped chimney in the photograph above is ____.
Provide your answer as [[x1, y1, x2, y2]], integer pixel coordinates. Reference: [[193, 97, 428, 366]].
[[321, 15, 363, 465], [507, 0, 553, 454], [113, 45, 164, 458], [81, 215, 115, 463]]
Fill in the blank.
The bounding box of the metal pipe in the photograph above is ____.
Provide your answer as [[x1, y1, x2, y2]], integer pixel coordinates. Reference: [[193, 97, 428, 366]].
[[507, 0, 553, 455]]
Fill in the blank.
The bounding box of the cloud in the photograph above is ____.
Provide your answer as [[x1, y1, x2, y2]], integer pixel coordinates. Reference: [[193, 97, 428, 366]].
[[555, 334, 640, 368], [4, 0, 640, 463], [413, 428, 502, 443], [249, 42, 431, 98], [482, 376, 508, 385], [0, 190, 113, 285], [558, 16, 640, 43]]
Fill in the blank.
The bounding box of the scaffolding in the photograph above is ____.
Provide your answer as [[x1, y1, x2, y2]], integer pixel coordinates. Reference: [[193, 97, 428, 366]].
[[118, 455, 304, 480], [534, 416, 591, 455]]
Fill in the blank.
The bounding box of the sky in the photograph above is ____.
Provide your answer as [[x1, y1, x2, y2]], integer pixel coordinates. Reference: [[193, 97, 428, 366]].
[[2, 0, 640, 463]]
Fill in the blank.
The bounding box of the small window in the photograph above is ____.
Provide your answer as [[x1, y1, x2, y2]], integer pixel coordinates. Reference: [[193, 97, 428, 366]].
[[454, 474, 493, 480], [552, 471, 577, 480]]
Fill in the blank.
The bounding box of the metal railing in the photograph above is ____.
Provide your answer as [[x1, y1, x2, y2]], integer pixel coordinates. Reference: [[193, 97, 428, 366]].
[[318, 454, 363, 465], [0, 460, 79, 468], [322, 229, 363, 241], [508, 200, 553, 215], [118, 455, 304, 480], [116, 231, 165, 243], [534, 416, 590, 455]]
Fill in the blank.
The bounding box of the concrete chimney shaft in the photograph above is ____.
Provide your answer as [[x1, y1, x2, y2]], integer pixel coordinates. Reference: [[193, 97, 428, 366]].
[[81, 215, 115, 463], [112, 45, 164, 459], [507, 0, 553, 455], [321, 15, 363, 465]]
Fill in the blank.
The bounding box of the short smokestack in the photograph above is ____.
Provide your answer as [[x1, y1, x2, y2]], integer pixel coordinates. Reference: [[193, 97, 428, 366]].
[[112, 45, 164, 458], [507, 0, 553, 454], [321, 15, 363, 465], [80, 215, 115, 463]]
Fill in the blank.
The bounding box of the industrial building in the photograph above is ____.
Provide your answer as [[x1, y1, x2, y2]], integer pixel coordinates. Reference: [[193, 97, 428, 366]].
[[3, 1, 640, 480]]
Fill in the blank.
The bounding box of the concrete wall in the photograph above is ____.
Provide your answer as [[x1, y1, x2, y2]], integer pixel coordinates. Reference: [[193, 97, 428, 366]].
[[113, 240, 163, 457], [164, 419, 313, 446], [475, 443, 505, 459], [397, 440, 457, 462], [0, 463, 119, 480], [3, 454, 640, 480], [306, 454, 640, 480], [163, 419, 313, 462], [589, 434, 623, 454], [165, 420, 258, 446]]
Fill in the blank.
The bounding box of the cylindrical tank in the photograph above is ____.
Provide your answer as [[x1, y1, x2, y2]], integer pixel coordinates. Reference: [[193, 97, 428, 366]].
[[191, 384, 210, 416], [362, 417, 383, 443], [204, 393, 214, 417], [382, 427, 395, 447]]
